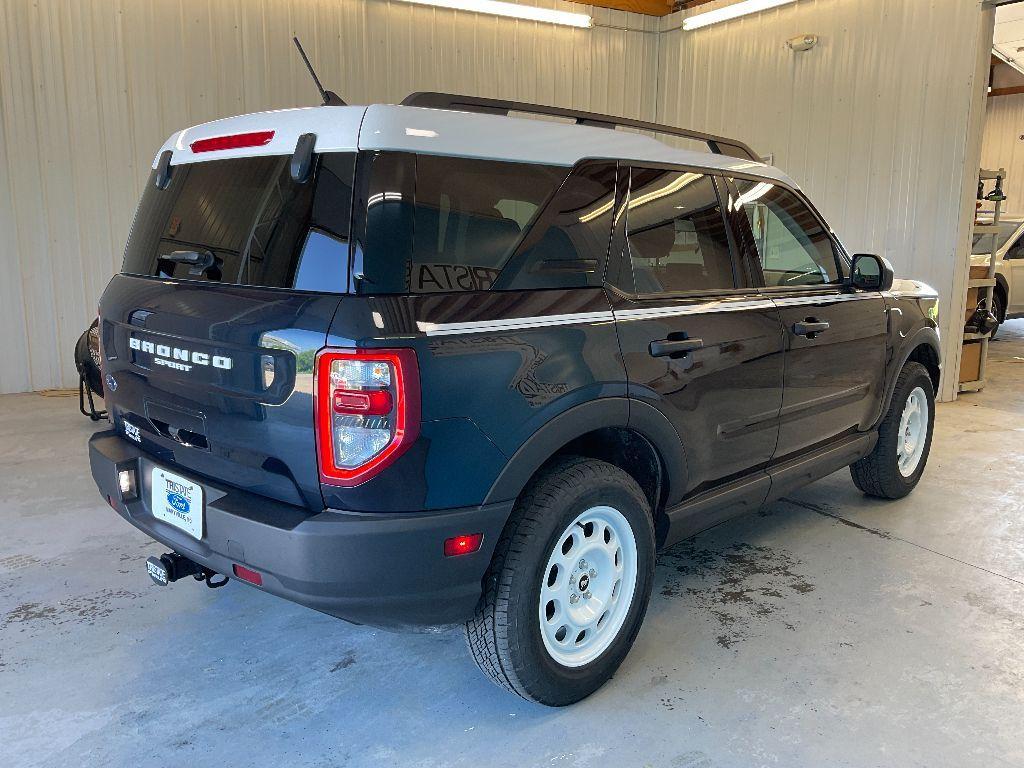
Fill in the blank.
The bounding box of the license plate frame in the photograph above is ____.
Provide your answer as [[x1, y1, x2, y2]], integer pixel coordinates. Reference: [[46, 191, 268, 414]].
[[150, 466, 204, 540]]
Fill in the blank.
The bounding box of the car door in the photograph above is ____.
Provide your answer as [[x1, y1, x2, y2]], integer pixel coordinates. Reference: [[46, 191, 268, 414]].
[[608, 165, 785, 497], [726, 176, 887, 461]]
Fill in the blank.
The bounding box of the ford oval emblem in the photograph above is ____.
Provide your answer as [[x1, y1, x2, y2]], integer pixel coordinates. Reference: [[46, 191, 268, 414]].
[[167, 493, 190, 514], [105, 373, 117, 392]]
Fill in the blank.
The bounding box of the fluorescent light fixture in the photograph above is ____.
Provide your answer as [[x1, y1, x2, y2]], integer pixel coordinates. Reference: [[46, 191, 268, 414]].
[[395, 0, 592, 28], [683, 0, 796, 31]]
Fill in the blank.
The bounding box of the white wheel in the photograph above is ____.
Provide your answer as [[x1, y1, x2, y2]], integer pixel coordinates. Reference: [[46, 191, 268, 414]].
[[465, 457, 655, 705], [896, 385, 928, 478], [538, 505, 639, 668]]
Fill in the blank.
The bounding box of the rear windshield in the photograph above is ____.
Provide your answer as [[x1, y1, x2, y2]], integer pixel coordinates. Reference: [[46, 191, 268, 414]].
[[122, 153, 355, 292]]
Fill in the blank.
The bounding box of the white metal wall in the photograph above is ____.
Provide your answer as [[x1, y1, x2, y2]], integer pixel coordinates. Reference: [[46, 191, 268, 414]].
[[982, 93, 1024, 213], [660, 0, 993, 400], [0, 0, 659, 394], [0, 0, 994, 399]]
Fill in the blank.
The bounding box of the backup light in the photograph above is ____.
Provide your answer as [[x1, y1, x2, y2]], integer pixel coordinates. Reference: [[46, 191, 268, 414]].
[[118, 469, 137, 500], [315, 348, 420, 486], [393, 0, 592, 28], [683, 0, 797, 30], [190, 130, 275, 153]]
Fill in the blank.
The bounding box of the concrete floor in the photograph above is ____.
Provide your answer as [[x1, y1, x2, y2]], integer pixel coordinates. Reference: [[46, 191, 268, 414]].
[[3, 325, 1024, 768]]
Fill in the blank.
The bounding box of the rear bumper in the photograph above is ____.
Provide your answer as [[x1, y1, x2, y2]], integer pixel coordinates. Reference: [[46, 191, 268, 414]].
[[89, 431, 512, 630]]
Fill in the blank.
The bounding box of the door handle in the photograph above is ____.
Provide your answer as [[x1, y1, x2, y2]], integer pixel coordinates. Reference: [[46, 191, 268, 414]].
[[649, 337, 704, 358], [792, 319, 830, 337]]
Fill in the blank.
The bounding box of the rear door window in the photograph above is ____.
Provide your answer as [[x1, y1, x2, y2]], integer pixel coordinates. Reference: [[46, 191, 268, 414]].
[[622, 169, 736, 295], [122, 153, 355, 292]]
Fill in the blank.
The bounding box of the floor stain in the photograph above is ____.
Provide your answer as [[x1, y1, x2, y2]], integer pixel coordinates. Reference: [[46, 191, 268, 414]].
[[0, 554, 40, 571], [2, 588, 140, 629], [329, 652, 357, 672], [782, 497, 893, 540], [657, 540, 816, 649]]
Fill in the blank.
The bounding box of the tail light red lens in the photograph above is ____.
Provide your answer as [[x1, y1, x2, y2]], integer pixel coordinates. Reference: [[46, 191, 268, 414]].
[[190, 130, 275, 153], [315, 348, 420, 486]]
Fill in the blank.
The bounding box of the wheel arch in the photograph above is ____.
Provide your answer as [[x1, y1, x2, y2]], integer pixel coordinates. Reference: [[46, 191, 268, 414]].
[[873, 327, 940, 429], [483, 398, 688, 526], [994, 273, 1009, 321]]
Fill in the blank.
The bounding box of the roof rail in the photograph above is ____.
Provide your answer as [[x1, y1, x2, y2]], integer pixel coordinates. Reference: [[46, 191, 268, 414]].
[[400, 92, 759, 162]]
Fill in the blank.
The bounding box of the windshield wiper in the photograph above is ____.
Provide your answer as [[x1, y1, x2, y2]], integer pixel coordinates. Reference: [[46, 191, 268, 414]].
[[163, 249, 221, 279]]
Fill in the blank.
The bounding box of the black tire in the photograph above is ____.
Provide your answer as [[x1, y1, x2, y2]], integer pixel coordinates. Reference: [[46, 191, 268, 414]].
[[464, 456, 656, 706], [850, 361, 934, 499], [990, 290, 1003, 340]]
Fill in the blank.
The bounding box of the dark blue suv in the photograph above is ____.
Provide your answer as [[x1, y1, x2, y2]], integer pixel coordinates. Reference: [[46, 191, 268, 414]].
[[89, 93, 942, 705]]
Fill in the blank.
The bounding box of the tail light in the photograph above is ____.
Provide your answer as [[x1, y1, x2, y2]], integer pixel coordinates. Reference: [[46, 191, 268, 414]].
[[315, 348, 420, 486], [190, 130, 275, 153]]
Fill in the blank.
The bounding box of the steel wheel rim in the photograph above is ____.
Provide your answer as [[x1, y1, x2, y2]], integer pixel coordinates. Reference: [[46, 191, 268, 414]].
[[538, 505, 639, 668], [897, 386, 928, 477]]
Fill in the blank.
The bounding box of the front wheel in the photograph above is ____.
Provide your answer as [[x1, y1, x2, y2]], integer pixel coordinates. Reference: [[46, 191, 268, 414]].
[[465, 456, 655, 706], [990, 291, 1003, 340], [851, 361, 935, 499]]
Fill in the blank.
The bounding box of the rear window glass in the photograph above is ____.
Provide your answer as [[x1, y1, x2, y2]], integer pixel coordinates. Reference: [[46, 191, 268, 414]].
[[352, 153, 569, 294], [122, 153, 355, 292]]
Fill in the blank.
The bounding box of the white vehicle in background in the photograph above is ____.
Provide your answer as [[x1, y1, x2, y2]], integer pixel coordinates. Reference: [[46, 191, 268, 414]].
[[971, 217, 1024, 337]]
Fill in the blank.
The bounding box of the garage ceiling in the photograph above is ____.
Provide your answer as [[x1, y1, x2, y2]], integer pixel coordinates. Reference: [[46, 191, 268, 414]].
[[994, 4, 1024, 75]]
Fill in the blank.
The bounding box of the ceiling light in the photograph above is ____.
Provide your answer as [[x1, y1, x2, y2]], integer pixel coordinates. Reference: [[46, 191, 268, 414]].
[[683, 0, 797, 31], [394, 0, 592, 28]]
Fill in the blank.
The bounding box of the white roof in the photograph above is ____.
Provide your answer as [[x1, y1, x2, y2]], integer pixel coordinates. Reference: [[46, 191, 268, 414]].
[[155, 103, 799, 188]]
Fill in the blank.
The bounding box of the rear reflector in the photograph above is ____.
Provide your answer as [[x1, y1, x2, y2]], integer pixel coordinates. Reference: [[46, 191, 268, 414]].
[[190, 130, 275, 154], [444, 533, 483, 557], [232, 564, 263, 586]]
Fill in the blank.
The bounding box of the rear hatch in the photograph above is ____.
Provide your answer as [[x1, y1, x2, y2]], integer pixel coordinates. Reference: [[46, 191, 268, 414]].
[[100, 140, 357, 510]]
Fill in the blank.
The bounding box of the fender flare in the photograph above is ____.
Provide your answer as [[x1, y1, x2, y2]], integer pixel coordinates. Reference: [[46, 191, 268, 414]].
[[482, 397, 689, 507], [872, 326, 940, 429]]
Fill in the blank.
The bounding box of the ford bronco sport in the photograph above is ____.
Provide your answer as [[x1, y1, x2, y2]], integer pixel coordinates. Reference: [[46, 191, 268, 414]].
[[89, 93, 941, 706]]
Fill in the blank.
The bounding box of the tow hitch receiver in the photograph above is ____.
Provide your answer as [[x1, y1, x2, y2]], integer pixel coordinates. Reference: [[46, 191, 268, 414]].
[[146, 552, 228, 589]]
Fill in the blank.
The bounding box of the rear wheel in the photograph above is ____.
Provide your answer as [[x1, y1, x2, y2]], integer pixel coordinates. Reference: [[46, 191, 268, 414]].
[[465, 456, 655, 706], [850, 361, 935, 499]]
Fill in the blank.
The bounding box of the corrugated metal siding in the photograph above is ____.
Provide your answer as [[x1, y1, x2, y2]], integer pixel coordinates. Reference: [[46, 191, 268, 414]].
[[0, 0, 992, 399], [0, 0, 659, 393], [982, 93, 1024, 214], [660, 0, 992, 399]]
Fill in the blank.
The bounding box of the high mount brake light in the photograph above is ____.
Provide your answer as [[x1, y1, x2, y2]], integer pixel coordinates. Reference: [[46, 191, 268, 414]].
[[189, 131, 275, 154], [315, 349, 420, 486]]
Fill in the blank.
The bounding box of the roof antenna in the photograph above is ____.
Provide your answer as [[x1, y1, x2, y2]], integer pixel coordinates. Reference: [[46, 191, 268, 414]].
[[292, 36, 346, 107]]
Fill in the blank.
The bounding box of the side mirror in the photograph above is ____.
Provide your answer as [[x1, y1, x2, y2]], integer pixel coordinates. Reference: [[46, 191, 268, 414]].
[[851, 253, 894, 291]]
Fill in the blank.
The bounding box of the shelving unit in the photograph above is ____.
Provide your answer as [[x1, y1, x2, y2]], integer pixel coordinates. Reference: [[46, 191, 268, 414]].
[[959, 168, 1006, 393]]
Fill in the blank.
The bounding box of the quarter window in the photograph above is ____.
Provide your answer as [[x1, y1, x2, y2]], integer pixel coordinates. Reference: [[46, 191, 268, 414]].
[[352, 153, 568, 294], [731, 179, 840, 286], [496, 162, 618, 290], [624, 169, 735, 295]]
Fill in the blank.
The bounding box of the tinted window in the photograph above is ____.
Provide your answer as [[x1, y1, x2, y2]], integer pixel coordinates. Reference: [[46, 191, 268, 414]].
[[353, 153, 568, 294], [971, 221, 1020, 254], [123, 153, 355, 291], [496, 162, 618, 290], [732, 179, 839, 286], [624, 169, 734, 294]]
